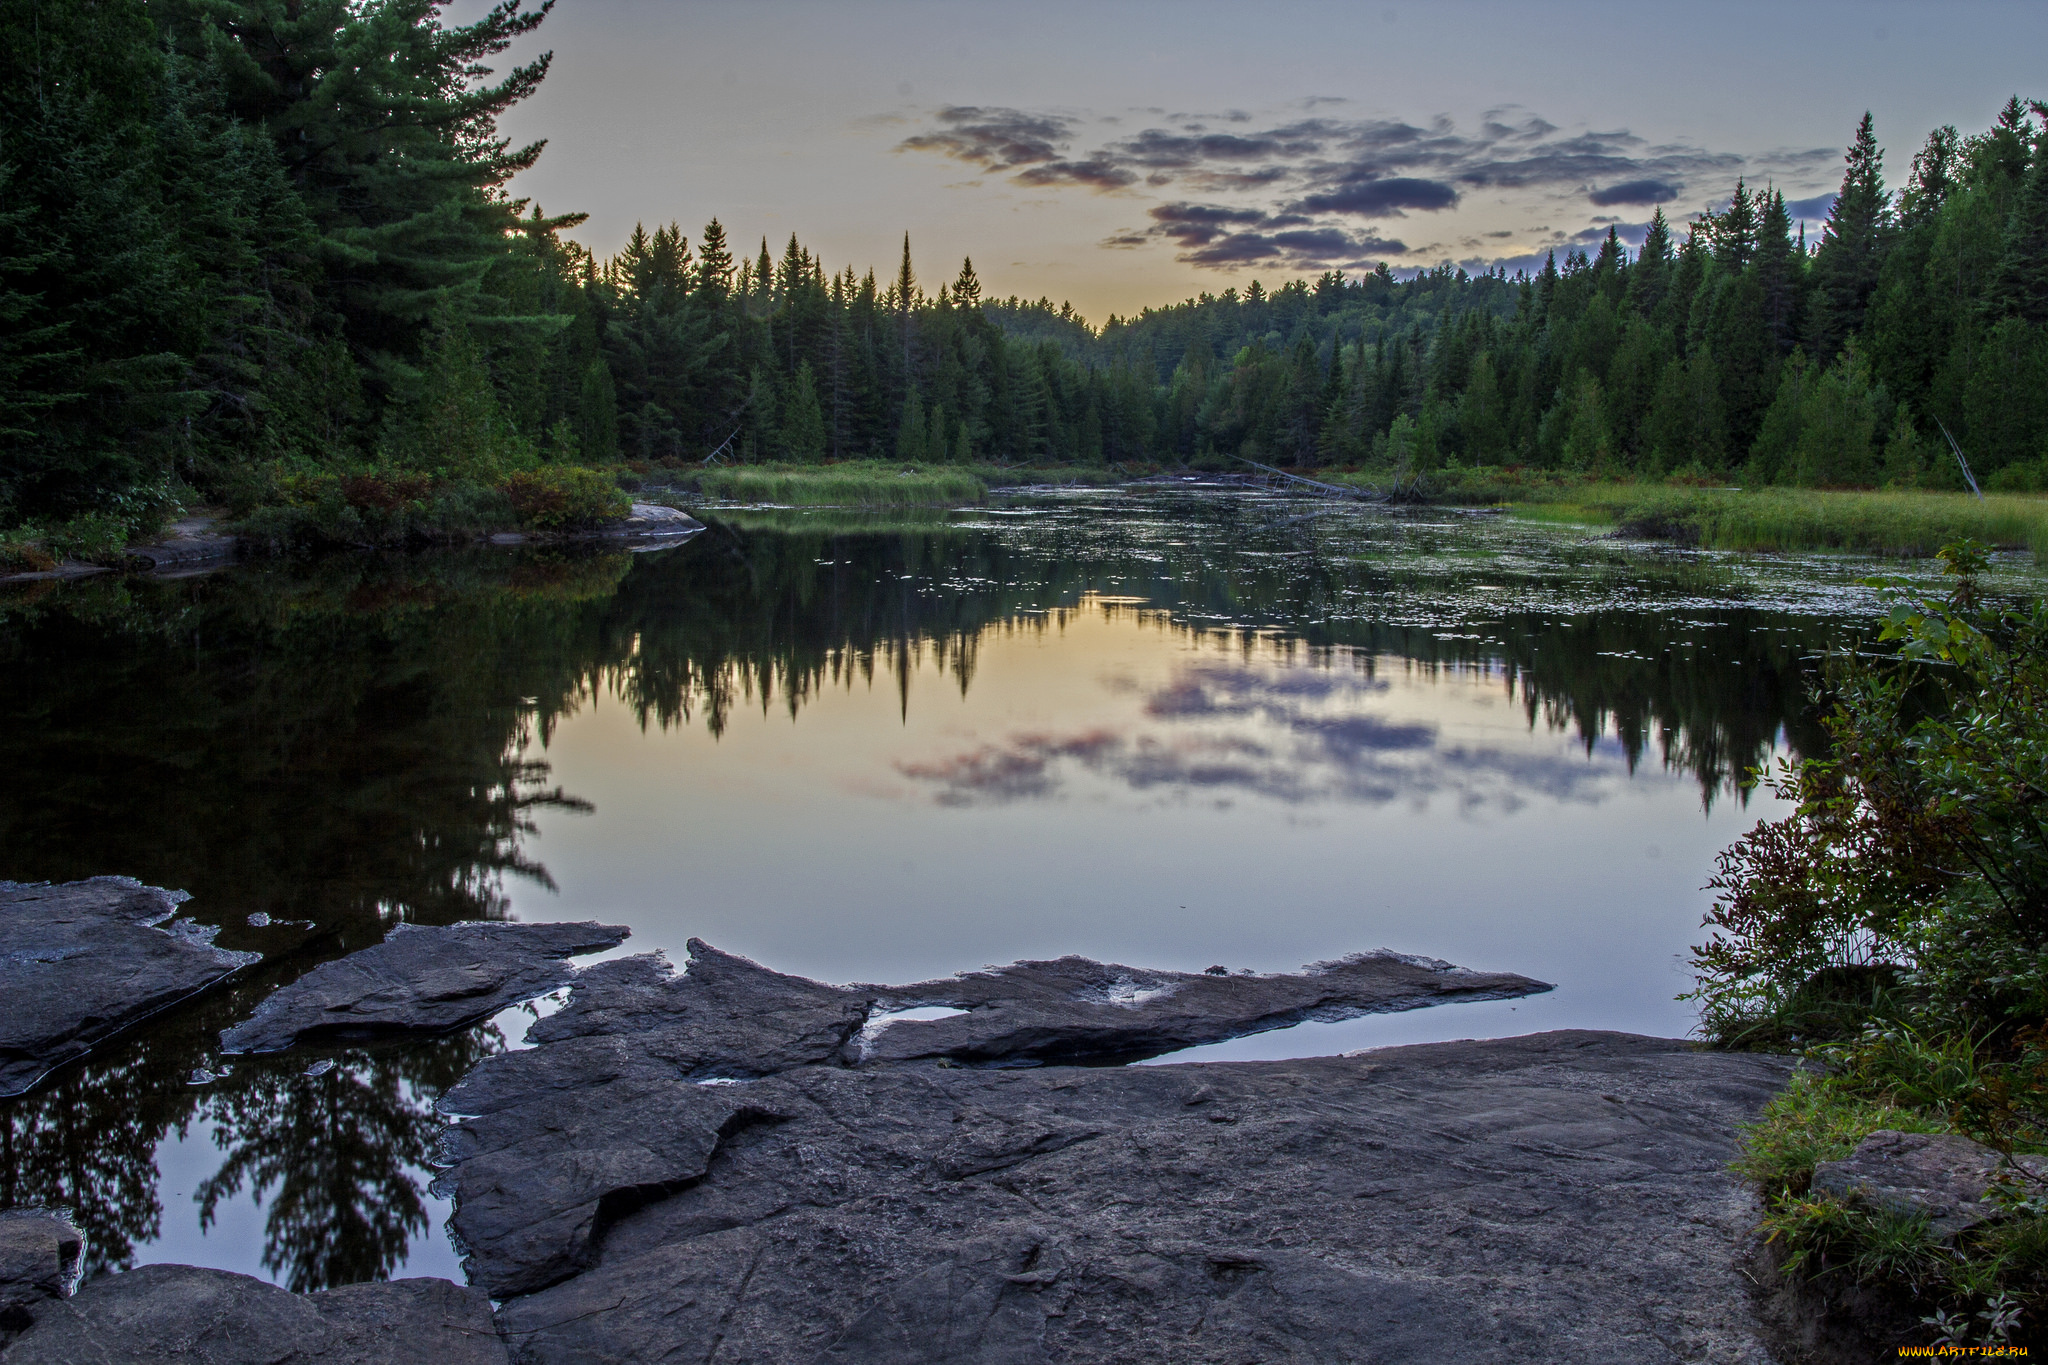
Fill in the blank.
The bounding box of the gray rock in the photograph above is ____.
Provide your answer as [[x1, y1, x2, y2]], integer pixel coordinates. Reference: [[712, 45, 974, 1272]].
[[432, 939, 1791, 1362], [0, 879, 259, 1097], [1811, 1128, 2048, 1239], [220, 921, 629, 1055], [123, 517, 237, 573], [600, 503, 703, 538], [463, 1035, 1793, 1363], [0, 1214, 82, 1336], [851, 950, 1552, 1066], [0, 1265, 505, 1364]]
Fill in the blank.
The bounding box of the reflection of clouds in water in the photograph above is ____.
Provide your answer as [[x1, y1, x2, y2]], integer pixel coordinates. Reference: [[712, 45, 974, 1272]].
[[898, 660, 1664, 811]]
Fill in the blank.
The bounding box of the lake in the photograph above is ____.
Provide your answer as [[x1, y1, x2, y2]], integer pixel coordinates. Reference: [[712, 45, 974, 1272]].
[[1, 483, 2024, 1293]]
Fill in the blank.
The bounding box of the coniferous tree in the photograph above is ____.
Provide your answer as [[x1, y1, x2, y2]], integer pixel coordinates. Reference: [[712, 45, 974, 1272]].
[[1808, 113, 1893, 360], [1989, 118, 2048, 325]]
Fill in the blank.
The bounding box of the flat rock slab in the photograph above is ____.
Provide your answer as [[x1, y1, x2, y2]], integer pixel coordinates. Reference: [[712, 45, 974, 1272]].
[[433, 940, 1793, 1362], [0, 1265, 505, 1364], [220, 921, 629, 1054], [600, 503, 703, 537], [0, 879, 259, 1097], [123, 517, 237, 572], [0, 1214, 82, 1336], [854, 950, 1551, 1065], [1812, 1128, 2048, 1239]]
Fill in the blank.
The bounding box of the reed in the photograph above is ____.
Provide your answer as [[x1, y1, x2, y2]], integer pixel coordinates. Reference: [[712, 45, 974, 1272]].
[[1510, 485, 2048, 560], [696, 464, 986, 507]]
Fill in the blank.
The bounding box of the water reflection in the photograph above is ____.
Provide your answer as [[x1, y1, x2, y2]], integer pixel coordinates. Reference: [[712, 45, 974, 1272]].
[[0, 489, 1924, 1287], [0, 970, 500, 1287]]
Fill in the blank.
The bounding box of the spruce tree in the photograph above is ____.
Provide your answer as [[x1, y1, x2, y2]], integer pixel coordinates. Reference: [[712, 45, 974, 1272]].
[[695, 220, 735, 307], [1625, 209, 1672, 319], [953, 258, 982, 306], [1989, 122, 2048, 325], [1807, 113, 1892, 360], [1755, 190, 1801, 354]]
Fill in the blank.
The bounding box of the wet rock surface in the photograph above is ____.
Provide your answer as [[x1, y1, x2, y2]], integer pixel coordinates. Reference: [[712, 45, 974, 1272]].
[[1811, 1128, 2048, 1240], [122, 516, 238, 573], [0, 1215, 82, 1338], [219, 921, 629, 1054], [853, 950, 1551, 1065], [0, 1266, 505, 1364], [0, 878, 259, 1097], [432, 941, 1793, 1362], [603, 503, 703, 537]]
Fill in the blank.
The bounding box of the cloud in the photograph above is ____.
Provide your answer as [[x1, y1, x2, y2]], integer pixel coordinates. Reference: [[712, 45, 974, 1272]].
[[895, 102, 1833, 271], [1011, 158, 1139, 190], [896, 106, 1075, 170], [1293, 176, 1460, 217], [893, 662, 1653, 810], [1588, 178, 1679, 206], [1785, 192, 1837, 221], [1139, 203, 1406, 269]]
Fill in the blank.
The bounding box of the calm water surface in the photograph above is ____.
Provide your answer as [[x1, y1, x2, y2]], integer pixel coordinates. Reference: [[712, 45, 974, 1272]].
[[2, 485, 2032, 1291]]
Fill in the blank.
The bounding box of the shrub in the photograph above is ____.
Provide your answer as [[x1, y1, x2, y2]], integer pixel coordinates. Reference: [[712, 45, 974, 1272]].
[[502, 466, 629, 529], [43, 512, 131, 565], [1698, 541, 2048, 1341]]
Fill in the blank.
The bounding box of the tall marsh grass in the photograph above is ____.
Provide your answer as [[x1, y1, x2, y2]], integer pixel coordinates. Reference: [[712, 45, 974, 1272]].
[[1513, 485, 2048, 560], [696, 464, 985, 507]]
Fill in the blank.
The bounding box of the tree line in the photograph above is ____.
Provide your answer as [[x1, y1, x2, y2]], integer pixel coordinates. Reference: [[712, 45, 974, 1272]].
[[3, 0, 2046, 535]]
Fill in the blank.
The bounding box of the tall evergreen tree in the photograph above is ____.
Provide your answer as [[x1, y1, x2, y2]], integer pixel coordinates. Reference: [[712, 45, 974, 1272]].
[[1808, 113, 1892, 360]]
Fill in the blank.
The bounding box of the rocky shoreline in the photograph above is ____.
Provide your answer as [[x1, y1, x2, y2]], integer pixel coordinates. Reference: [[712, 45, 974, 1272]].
[[0, 503, 704, 586], [0, 879, 1802, 1363]]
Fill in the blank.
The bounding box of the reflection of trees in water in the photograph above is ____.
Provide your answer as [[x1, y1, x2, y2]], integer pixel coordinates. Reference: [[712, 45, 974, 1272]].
[[0, 552, 623, 942], [0, 501, 1859, 1288], [196, 1031, 498, 1292], [0, 972, 501, 1288], [569, 510, 1838, 803]]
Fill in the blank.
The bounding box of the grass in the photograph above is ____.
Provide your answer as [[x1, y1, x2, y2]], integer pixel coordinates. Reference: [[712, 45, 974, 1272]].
[[695, 463, 987, 507], [1487, 482, 2048, 560]]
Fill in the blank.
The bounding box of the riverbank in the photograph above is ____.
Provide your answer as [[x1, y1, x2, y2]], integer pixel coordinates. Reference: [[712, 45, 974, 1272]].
[[0, 892, 1800, 1362]]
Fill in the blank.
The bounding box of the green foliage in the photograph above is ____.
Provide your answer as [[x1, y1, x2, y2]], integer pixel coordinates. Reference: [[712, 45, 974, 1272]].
[[501, 466, 629, 530], [697, 464, 986, 508], [1699, 540, 2048, 1333]]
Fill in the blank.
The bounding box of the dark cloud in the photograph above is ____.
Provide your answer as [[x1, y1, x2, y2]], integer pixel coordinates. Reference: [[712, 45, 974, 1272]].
[[1786, 193, 1837, 221], [1012, 158, 1139, 190], [1143, 204, 1406, 270], [1293, 176, 1459, 217], [896, 102, 1833, 271], [1589, 178, 1679, 206], [896, 106, 1074, 169], [894, 662, 1653, 810]]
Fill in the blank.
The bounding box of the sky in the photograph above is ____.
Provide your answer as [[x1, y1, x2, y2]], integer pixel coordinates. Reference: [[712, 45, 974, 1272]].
[[468, 0, 2048, 322]]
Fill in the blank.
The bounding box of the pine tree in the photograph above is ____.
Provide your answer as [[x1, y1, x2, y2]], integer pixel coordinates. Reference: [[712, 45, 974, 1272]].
[[1712, 181, 1759, 271], [1625, 210, 1673, 319], [1755, 190, 1801, 354], [1807, 113, 1892, 360], [953, 258, 982, 306], [1988, 122, 2048, 325], [695, 219, 734, 306]]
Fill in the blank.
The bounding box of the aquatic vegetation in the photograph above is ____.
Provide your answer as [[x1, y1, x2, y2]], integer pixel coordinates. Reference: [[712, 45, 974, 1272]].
[[1528, 485, 2048, 560], [697, 463, 986, 507]]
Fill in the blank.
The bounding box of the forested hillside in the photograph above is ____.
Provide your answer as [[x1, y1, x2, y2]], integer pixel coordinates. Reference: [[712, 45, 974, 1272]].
[[3, 0, 2046, 547]]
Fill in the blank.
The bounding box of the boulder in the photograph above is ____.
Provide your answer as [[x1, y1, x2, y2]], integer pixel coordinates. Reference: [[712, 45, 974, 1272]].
[[0, 1265, 505, 1364], [851, 949, 1553, 1066], [0, 1214, 82, 1337], [220, 920, 629, 1054], [122, 517, 237, 574], [601, 504, 703, 538], [1812, 1128, 2048, 1239], [0, 879, 259, 1097], [429, 939, 1792, 1362]]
